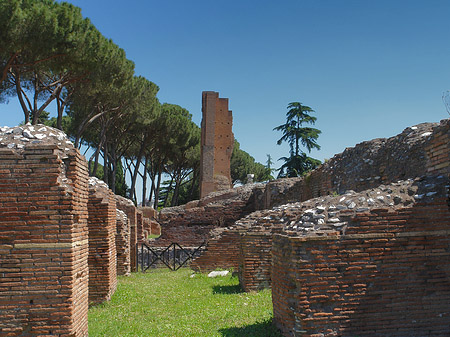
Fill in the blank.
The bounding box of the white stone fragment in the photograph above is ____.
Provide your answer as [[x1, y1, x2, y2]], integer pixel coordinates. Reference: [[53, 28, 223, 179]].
[[37, 126, 47, 132], [208, 270, 229, 278], [16, 144, 24, 149], [328, 217, 341, 223], [332, 222, 346, 227], [57, 133, 65, 140], [317, 219, 325, 225], [367, 198, 375, 205], [411, 126, 417, 130], [356, 207, 370, 212], [414, 194, 424, 200], [426, 192, 437, 197], [348, 202, 356, 209], [421, 132, 432, 137], [316, 206, 326, 213], [34, 134, 46, 140], [7, 143, 15, 149], [339, 196, 346, 202], [376, 196, 384, 201]]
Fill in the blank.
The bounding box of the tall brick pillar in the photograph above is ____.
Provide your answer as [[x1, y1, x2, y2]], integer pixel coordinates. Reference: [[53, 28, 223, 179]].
[[0, 125, 89, 336], [200, 91, 234, 198]]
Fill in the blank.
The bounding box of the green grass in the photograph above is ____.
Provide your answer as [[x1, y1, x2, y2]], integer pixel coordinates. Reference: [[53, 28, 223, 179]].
[[88, 268, 283, 337]]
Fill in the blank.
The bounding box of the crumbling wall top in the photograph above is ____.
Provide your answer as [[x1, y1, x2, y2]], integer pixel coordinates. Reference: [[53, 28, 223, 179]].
[[0, 123, 76, 157]]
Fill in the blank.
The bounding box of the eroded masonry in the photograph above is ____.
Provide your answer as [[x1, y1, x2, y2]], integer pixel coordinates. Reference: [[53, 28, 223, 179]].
[[160, 119, 450, 337], [0, 124, 153, 336], [199, 91, 234, 198], [1, 116, 449, 336]]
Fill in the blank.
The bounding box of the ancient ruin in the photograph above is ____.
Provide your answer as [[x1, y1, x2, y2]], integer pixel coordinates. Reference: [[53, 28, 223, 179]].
[[199, 91, 234, 198], [0, 124, 151, 336], [1, 117, 449, 336], [160, 119, 450, 336]]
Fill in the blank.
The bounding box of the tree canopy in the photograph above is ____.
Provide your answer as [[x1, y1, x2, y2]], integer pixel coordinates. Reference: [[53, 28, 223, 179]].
[[274, 102, 321, 178], [0, 0, 270, 208]]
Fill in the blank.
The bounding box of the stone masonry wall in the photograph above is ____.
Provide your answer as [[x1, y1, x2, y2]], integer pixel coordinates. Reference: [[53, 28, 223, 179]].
[[272, 195, 450, 336], [200, 91, 234, 198], [190, 229, 241, 272], [235, 119, 450, 296], [238, 231, 274, 292], [264, 121, 448, 209], [87, 177, 117, 305], [0, 125, 89, 336], [154, 184, 264, 248], [116, 195, 138, 272], [116, 209, 130, 276]]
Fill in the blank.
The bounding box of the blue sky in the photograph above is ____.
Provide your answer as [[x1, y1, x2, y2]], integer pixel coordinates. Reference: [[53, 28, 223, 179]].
[[2, 0, 450, 168]]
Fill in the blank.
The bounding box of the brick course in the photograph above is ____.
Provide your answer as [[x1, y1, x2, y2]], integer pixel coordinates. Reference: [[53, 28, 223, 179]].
[[0, 144, 89, 336], [272, 199, 450, 336], [87, 178, 117, 305], [116, 195, 138, 272], [116, 209, 130, 276]]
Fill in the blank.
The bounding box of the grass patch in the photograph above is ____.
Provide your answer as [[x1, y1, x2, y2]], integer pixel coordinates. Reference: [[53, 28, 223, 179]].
[[89, 268, 282, 337]]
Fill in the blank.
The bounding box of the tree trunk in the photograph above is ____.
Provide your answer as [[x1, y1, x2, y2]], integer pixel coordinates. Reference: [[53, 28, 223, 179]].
[[13, 71, 30, 123], [129, 141, 145, 203], [153, 163, 163, 210], [163, 175, 174, 208], [142, 156, 149, 206], [110, 146, 117, 193]]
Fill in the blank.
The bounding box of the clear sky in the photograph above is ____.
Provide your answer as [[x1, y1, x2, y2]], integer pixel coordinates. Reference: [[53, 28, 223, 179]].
[[2, 0, 450, 168]]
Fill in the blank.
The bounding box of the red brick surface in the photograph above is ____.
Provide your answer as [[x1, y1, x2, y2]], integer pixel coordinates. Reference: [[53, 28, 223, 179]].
[[272, 200, 450, 336], [116, 195, 138, 272], [87, 179, 117, 305], [0, 145, 89, 336]]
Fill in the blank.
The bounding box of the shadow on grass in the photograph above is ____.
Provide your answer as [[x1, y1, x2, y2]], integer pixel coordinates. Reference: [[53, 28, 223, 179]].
[[212, 284, 243, 294], [219, 318, 283, 337]]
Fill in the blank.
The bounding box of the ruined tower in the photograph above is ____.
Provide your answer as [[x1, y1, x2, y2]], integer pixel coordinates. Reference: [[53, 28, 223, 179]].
[[200, 91, 234, 198]]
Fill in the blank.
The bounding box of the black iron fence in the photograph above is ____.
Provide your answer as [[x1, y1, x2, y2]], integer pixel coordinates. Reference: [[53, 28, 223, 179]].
[[137, 242, 206, 271]]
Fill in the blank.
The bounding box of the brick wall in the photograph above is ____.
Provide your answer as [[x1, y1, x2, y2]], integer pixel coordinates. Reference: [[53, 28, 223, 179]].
[[116, 195, 138, 272], [238, 231, 274, 292], [116, 209, 130, 276], [200, 91, 234, 198], [190, 229, 241, 272], [235, 119, 450, 295], [154, 184, 264, 248], [87, 178, 117, 305], [272, 198, 450, 336], [136, 211, 145, 244], [0, 144, 89, 336], [264, 120, 450, 209]]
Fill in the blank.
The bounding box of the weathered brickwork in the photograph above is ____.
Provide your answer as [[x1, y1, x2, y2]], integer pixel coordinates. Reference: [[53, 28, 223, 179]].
[[238, 231, 274, 292], [116, 209, 131, 276], [0, 141, 89, 336], [232, 119, 450, 295], [264, 120, 450, 209], [200, 91, 234, 198], [272, 197, 450, 336], [154, 184, 264, 248], [190, 229, 241, 272], [136, 211, 146, 244], [87, 178, 117, 305], [116, 195, 138, 272]]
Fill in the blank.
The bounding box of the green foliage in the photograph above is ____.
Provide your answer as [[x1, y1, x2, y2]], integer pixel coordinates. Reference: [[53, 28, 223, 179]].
[[274, 102, 321, 178], [88, 269, 282, 337], [231, 140, 273, 184]]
